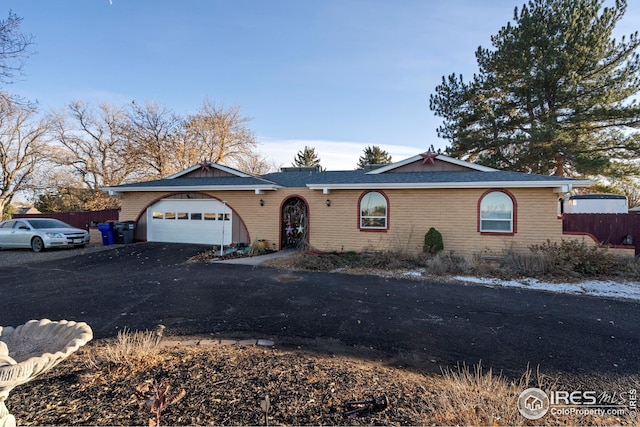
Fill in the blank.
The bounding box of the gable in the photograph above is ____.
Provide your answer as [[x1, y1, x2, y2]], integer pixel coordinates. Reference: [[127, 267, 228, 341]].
[[386, 158, 470, 172], [180, 167, 238, 178], [165, 161, 252, 179], [367, 151, 496, 174]]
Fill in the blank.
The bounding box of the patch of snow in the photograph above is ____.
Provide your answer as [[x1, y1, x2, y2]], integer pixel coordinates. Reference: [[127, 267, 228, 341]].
[[403, 270, 424, 277], [453, 276, 640, 302]]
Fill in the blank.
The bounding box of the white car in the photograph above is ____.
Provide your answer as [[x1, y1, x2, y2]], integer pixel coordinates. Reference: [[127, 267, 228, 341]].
[[0, 218, 90, 252]]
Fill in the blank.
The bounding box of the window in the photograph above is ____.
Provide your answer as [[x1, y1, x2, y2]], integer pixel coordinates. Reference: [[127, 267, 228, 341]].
[[152, 212, 163, 220], [165, 212, 176, 220], [190, 213, 202, 220], [360, 191, 387, 229], [479, 191, 514, 233], [177, 212, 188, 220], [204, 213, 216, 221], [218, 213, 230, 221]]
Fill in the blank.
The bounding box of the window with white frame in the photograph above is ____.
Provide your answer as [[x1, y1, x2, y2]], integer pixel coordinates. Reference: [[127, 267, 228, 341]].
[[360, 191, 387, 229], [479, 191, 513, 232]]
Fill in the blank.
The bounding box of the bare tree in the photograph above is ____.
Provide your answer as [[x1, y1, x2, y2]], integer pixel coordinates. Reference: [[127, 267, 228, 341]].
[[611, 179, 640, 209], [0, 11, 35, 107], [0, 94, 54, 216], [53, 100, 137, 188], [0, 11, 34, 86], [234, 154, 277, 175], [182, 100, 258, 170], [37, 100, 137, 211], [127, 100, 183, 178], [37, 98, 263, 211]]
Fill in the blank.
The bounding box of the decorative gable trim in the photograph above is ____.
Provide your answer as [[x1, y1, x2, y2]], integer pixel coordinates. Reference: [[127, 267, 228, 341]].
[[165, 161, 252, 179], [366, 152, 497, 174]]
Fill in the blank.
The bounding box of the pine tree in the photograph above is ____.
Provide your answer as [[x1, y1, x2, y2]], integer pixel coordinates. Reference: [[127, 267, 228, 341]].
[[292, 146, 321, 167], [430, 0, 640, 178], [356, 145, 393, 169]]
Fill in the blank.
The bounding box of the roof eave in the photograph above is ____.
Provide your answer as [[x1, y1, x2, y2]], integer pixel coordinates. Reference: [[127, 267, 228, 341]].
[[308, 180, 593, 190], [101, 184, 281, 194]]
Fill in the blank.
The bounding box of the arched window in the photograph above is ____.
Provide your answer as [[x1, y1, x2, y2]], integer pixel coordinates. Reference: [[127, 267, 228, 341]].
[[360, 191, 388, 229], [479, 191, 514, 233]]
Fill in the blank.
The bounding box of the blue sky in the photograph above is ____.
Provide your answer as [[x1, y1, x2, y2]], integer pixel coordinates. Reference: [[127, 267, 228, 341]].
[[5, 0, 640, 169]]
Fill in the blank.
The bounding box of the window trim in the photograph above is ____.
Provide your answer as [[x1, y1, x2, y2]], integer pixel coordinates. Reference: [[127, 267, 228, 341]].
[[358, 190, 389, 231], [477, 189, 517, 235]]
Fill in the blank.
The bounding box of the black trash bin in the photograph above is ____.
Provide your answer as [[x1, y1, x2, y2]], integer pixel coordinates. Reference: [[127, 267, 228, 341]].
[[113, 222, 125, 244], [122, 221, 136, 244], [114, 221, 136, 244]]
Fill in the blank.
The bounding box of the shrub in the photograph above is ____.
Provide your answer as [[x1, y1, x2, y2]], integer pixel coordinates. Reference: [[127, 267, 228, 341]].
[[291, 252, 345, 270], [362, 250, 421, 269], [425, 251, 471, 275], [502, 251, 549, 277], [423, 227, 444, 255], [248, 240, 268, 256], [529, 239, 616, 276]]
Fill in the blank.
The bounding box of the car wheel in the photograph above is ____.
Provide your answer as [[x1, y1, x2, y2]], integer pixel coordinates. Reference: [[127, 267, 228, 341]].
[[31, 236, 45, 252]]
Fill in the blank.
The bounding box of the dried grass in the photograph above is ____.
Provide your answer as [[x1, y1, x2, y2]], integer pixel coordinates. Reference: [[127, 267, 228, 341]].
[[9, 341, 638, 426], [263, 243, 640, 282], [96, 327, 166, 370], [424, 251, 472, 275], [503, 251, 550, 277], [432, 363, 532, 426]]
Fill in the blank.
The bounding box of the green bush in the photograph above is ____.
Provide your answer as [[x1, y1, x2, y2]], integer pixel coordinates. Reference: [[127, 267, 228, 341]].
[[423, 227, 444, 255], [247, 241, 268, 256]]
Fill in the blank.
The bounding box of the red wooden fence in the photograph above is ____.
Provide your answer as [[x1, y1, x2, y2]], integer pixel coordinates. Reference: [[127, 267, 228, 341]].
[[562, 213, 640, 255], [12, 209, 120, 230]]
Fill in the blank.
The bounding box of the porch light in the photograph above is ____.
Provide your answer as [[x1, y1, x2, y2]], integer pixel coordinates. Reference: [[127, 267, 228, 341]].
[[326, 199, 331, 207], [260, 199, 264, 206]]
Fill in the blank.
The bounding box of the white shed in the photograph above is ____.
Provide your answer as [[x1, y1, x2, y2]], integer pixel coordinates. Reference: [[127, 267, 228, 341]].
[[561, 194, 628, 214]]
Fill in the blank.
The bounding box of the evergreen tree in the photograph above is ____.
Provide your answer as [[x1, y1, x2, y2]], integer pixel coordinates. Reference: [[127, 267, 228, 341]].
[[292, 145, 321, 167], [430, 0, 640, 178], [356, 145, 392, 169], [2, 203, 15, 220]]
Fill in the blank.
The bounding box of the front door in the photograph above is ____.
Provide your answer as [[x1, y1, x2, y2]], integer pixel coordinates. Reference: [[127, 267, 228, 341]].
[[281, 197, 308, 249]]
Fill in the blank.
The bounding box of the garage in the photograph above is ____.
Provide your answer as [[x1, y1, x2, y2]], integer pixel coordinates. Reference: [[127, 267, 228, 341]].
[[146, 199, 232, 245]]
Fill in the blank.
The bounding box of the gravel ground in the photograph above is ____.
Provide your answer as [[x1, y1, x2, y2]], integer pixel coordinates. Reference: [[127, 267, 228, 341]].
[[0, 243, 117, 268]]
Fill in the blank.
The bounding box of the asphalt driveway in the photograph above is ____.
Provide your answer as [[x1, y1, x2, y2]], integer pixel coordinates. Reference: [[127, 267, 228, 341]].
[[0, 242, 638, 376]]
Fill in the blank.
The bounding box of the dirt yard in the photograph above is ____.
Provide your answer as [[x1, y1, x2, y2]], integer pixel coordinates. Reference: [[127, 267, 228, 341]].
[[6, 332, 639, 426]]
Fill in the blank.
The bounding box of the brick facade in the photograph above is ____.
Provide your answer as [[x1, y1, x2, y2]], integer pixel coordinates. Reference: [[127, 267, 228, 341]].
[[119, 186, 570, 256]]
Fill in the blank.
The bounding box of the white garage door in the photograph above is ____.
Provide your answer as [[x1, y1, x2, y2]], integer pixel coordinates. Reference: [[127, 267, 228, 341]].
[[147, 199, 232, 245]]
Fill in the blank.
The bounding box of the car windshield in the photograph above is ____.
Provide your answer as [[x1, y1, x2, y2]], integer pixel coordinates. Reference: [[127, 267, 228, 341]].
[[26, 219, 73, 229]]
